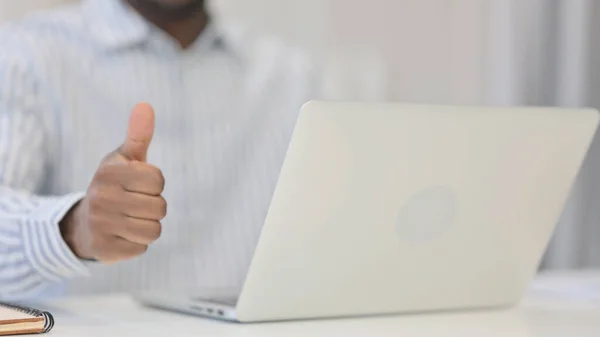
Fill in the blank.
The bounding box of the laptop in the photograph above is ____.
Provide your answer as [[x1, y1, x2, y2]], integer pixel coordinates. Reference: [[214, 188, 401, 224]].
[[134, 101, 599, 323]]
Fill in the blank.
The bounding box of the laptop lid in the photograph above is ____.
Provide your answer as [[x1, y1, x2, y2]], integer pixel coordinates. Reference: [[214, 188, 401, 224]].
[[234, 101, 599, 322]]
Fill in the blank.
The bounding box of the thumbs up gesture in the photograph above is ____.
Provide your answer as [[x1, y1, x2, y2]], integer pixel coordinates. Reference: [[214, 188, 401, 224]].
[[61, 103, 167, 263]]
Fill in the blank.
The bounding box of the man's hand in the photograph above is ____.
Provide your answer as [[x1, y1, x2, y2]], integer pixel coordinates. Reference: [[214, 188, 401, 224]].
[[61, 103, 167, 263]]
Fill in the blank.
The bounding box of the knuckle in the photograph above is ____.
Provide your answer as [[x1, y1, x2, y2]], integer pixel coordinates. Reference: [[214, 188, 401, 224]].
[[96, 163, 128, 186], [148, 221, 162, 241], [128, 161, 149, 176], [156, 197, 168, 219], [87, 187, 115, 213], [87, 190, 103, 209], [103, 150, 128, 165], [86, 186, 101, 202], [128, 244, 148, 258], [155, 169, 165, 191], [141, 164, 165, 193], [138, 245, 149, 255], [126, 162, 165, 193], [94, 164, 116, 182], [149, 196, 167, 220], [125, 160, 140, 171]]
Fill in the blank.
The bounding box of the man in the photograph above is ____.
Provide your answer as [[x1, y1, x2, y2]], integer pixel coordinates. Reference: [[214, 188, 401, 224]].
[[0, 0, 321, 300]]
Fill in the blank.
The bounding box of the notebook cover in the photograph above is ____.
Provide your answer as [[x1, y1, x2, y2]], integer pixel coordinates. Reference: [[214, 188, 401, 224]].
[[0, 303, 54, 335]]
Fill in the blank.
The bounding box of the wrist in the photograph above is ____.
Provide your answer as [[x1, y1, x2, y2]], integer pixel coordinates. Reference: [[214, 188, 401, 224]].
[[59, 200, 93, 260]]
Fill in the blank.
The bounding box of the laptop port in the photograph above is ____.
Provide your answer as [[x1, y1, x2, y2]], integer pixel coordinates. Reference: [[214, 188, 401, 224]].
[[190, 305, 205, 313], [207, 308, 214, 314], [217, 310, 224, 316]]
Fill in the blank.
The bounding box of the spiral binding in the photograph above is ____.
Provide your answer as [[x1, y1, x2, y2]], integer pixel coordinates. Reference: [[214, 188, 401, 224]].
[[0, 302, 55, 333]]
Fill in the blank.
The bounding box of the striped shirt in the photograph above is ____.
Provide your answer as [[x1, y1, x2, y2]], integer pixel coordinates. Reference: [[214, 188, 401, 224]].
[[0, 0, 320, 300]]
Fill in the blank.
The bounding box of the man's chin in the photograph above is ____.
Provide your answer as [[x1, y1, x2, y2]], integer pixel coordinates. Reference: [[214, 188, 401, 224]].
[[129, 0, 206, 22]]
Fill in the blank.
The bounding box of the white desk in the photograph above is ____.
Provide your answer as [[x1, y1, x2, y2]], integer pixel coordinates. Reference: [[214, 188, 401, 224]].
[[40, 271, 600, 337]]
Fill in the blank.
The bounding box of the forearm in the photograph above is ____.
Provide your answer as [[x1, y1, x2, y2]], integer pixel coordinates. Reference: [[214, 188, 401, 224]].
[[0, 187, 90, 300]]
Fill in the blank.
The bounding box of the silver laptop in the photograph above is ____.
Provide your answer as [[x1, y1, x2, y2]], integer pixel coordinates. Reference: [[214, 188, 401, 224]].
[[134, 101, 599, 323]]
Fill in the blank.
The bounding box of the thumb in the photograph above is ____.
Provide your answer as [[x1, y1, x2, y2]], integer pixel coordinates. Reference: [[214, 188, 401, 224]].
[[119, 102, 155, 162]]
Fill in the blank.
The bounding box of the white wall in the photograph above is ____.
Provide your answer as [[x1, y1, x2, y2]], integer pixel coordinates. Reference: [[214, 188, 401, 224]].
[[212, 0, 486, 104], [0, 0, 71, 21]]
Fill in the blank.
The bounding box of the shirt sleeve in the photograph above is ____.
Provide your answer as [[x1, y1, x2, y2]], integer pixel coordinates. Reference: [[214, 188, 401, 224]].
[[0, 36, 90, 301]]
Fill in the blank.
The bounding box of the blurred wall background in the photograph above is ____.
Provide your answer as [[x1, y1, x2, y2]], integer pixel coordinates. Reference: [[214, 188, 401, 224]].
[[212, 0, 484, 103], [0, 0, 70, 20], [0, 0, 599, 270]]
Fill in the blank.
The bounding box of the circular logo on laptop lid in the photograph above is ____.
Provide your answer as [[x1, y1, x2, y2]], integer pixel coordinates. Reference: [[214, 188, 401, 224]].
[[395, 186, 457, 243]]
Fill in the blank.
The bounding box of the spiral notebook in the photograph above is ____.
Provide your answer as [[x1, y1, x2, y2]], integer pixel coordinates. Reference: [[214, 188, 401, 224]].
[[0, 303, 54, 336]]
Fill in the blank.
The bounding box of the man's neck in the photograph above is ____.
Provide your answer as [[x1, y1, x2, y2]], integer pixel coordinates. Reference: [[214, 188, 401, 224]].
[[125, 1, 209, 49]]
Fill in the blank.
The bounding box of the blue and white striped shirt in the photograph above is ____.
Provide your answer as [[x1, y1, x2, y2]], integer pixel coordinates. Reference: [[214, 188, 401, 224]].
[[0, 0, 320, 300]]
